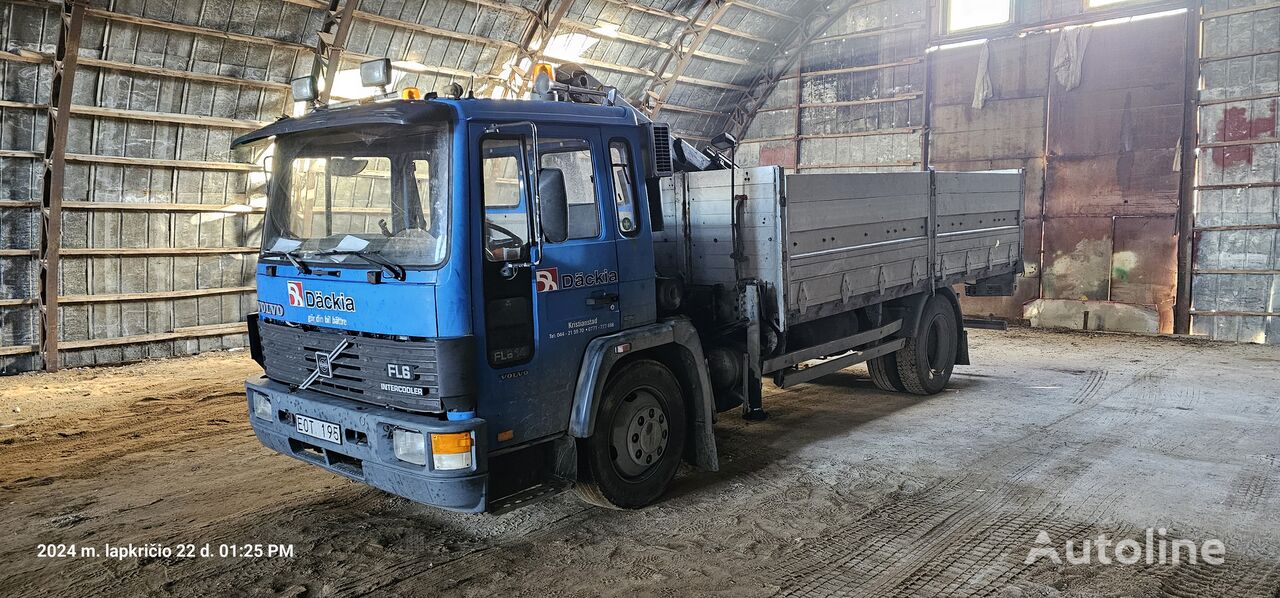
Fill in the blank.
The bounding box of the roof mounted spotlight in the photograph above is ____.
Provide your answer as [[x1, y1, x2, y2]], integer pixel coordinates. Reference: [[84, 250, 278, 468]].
[[359, 58, 392, 93], [709, 132, 738, 152], [290, 76, 319, 104]]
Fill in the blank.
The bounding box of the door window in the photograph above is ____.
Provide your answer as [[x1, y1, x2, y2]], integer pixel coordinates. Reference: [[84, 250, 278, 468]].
[[480, 138, 530, 262], [609, 141, 639, 237], [539, 139, 600, 240]]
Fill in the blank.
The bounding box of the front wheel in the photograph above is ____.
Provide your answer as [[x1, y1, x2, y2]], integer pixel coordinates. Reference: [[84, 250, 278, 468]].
[[896, 294, 959, 395], [576, 359, 687, 509]]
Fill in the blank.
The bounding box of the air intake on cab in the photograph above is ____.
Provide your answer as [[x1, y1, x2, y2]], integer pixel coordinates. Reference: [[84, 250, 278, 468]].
[[648, 123, 673, 178]]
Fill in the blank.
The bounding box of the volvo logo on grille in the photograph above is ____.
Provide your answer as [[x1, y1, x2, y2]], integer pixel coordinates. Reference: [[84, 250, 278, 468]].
[[298, 338, 351, 391]]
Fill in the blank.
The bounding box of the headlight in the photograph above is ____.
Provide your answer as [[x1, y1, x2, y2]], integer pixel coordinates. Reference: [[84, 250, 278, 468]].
[[392, 429, 427, 466], [430, 432, 474, 470], [252, 392, 272, 421]]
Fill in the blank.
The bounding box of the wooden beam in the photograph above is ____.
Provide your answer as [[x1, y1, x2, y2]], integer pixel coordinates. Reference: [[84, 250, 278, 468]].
[[1198, 90, 1280, 106], [63, 247, 260, 256], [790, 57, 924, 80], [646, 0, 737, 117], [63, 200, 261, 212], [1202, 1, 1280, 19], [61, 323, 249, 351], [0, 344, 39, 357], [281, 0, 518, 50], [66, 154, 258, 171], [737, 1, 800, 22], [78, 56, 290, 90], [0, 322, 250, 355], [1194, 223, 1280, 232], [722, 0, 862, 142], [0, 100, 264, 129], [39, 0, 86, 372], [59, 286, 255, 305], [1199, 47, 1279, 63], [598, 0, 775, 45], [1190, 310, 1280, 317]]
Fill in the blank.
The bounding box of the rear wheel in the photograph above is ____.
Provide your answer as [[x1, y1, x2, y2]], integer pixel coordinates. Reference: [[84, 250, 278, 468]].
[[576, 359, 687, 509], [867, 354, 905, 392], [896, 294, 959, 395]]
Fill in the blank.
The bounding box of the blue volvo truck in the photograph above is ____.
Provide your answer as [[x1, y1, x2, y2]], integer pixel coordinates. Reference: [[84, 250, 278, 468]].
[[234, 62, 1024, 513]]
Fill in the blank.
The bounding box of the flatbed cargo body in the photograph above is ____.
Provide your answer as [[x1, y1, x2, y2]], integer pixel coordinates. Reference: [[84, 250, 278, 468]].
[[655, 166, 1023, 338]]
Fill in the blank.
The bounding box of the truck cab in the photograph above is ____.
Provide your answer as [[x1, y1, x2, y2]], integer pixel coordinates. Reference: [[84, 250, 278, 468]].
[[235, 82, 713, 513]]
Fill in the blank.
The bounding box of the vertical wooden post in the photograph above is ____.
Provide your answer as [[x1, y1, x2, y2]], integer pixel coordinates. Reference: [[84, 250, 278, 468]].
[[39, 0, 86, 372], [1174, 2, 1201, 335]]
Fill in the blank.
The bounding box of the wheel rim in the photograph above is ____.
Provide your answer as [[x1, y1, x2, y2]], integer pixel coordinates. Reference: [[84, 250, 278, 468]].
[[609, 388, 670, 480], [923, 313, 955, 376], [926, 316, 943, 371]]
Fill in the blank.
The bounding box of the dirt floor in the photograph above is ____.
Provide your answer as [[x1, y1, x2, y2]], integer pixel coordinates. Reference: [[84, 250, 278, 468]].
[[2, 328, 1279, 597]]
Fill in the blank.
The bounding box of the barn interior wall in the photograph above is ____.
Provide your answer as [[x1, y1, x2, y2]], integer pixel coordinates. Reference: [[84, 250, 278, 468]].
[[0, 0, 331, 373], [742, 0, 1214, 339]]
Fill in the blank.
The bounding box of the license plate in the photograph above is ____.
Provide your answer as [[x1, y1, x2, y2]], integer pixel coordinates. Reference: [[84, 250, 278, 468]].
[[295, 414, 341, 445]]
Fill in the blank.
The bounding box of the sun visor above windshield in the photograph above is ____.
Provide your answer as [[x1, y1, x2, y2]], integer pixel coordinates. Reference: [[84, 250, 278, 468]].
[[231, 101, 455, 148]]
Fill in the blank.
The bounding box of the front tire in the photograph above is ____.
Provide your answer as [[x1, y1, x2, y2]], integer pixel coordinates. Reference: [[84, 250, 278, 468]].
[[576, 359, 687, 509], [896, 294, 959, 395]]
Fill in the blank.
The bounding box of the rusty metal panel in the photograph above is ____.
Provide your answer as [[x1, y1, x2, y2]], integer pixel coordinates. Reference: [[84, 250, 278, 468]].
[[1044, 15, 1185, 217], [957, 217, 1043, 321], [1042, 216, 1113, 302], [1111, 216, 1178, 333], [928, 35, 1052, 107], [932, 98, 1047, 162], [928, 34, 1051, 321], [1044, 154, 1181, 217], [1040, 15, 1186, 333]]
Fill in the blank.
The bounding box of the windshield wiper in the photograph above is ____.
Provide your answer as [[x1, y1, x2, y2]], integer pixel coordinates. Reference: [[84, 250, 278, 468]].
[[313, 249, 407, 282], [262, 249, 312, 274]]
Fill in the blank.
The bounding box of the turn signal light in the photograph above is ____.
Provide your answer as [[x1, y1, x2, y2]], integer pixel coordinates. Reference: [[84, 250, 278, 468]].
[[431, 432, 474, 470], [401, 86, 422, 100]]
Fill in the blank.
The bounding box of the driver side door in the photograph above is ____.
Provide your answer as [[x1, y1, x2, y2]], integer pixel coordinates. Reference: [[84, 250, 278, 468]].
[[473, 126, 621, 446]]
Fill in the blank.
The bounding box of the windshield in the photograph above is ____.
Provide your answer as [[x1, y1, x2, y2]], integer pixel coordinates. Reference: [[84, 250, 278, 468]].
[[263, 124, 450, 268]]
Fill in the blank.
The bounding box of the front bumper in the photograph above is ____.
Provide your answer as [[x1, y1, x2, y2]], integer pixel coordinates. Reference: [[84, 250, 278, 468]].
[[246, 376, 488, 512]]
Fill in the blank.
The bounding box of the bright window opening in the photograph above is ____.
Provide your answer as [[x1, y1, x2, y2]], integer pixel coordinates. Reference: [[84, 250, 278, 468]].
[[947, 0, 1013, 32], [1086, 0, 1133, 8]]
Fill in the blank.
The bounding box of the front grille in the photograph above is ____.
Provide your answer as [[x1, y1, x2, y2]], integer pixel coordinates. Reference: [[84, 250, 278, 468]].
[[258, 320, 443, 412]]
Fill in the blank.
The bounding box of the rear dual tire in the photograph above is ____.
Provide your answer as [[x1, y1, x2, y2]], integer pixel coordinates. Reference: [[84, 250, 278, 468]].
[[869, 294, 958, 396]]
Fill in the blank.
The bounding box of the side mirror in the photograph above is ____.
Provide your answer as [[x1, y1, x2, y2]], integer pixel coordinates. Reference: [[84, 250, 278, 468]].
[[538, 168, 569, 244]]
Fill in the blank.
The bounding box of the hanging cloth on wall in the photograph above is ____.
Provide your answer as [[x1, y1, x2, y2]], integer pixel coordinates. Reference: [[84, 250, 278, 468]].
[[1053, 27, 1091, 91], [972, 41, 993, 109]]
